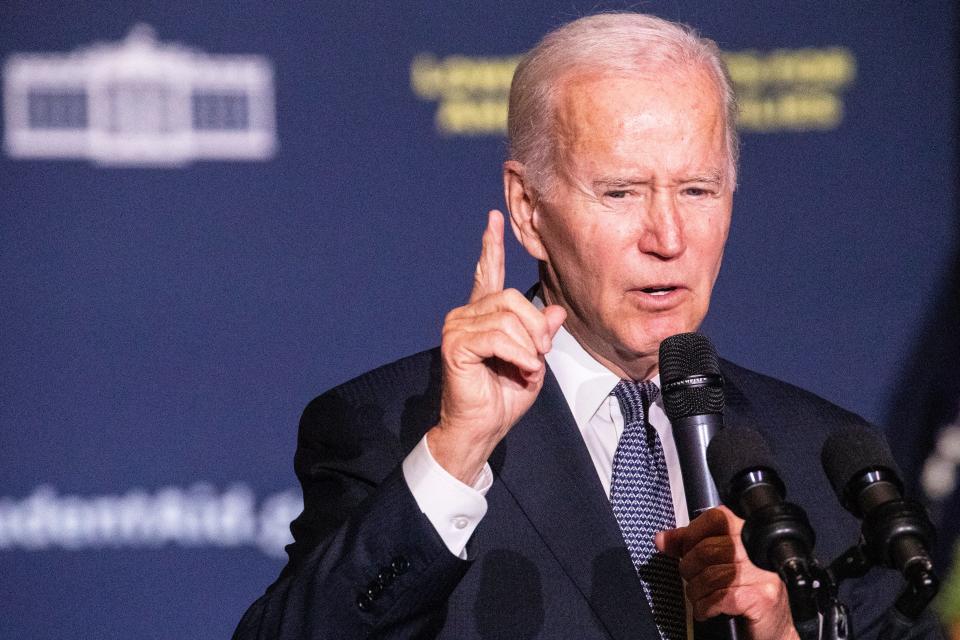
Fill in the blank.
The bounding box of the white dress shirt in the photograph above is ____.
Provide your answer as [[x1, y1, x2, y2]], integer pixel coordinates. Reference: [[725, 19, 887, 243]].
[[402, 313, 690, 558]]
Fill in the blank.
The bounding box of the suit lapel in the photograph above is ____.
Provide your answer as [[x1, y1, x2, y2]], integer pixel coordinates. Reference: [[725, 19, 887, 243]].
[[489, 368, 661, 640], [720, 360, 757, 431]]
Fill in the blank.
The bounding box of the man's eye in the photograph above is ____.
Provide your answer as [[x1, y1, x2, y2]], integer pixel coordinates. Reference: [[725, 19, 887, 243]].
[[684, 186, 716, 197], [605, 190, 629, 199]]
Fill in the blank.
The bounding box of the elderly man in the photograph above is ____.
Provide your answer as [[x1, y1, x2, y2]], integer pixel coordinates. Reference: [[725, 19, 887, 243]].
[[235, 13, 939, 640]]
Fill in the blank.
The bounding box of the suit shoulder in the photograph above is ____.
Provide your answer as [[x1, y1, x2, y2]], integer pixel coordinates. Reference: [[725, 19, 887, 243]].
[[297, 347, 443, 449], [719, 358, 871, 429], [311, 347, 441, 406]]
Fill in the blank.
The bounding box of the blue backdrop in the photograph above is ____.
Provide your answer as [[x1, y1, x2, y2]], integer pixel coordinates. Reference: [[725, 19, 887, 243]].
[[1, 2, 957, 637]]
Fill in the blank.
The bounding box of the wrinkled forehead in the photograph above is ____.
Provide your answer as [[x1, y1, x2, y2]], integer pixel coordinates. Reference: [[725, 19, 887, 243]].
[[555, 64, 723, 137], [549, 63, 728, 174]]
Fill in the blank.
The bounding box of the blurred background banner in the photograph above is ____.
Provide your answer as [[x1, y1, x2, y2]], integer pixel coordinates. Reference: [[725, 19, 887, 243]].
[[0, 2, 956, 637]]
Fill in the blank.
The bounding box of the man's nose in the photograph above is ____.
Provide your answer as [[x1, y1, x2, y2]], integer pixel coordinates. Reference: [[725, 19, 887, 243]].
[[637, 191, 685, 259]]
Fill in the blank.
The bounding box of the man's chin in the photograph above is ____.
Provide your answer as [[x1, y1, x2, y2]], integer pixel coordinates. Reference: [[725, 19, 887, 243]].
[[567, 312, 701, 376], [614, 319, 702, 361]]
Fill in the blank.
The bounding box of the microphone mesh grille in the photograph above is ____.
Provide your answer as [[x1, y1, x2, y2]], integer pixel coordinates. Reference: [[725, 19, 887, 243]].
[[659, 332, 724, 418]]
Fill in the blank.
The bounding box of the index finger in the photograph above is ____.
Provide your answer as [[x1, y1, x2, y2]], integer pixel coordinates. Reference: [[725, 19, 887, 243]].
[[656, 506, 743, 558], [469, 210, 506, 303]]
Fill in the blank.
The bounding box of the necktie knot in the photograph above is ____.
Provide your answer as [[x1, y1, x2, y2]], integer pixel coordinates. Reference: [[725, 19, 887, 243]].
[[612, 379, 660, 427]]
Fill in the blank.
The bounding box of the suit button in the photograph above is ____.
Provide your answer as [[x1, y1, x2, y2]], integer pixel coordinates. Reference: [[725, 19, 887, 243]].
[[376, 569, 395, 587], [356, 593, 373, 611], [366, 580, 384, 599], [391, 556, 409, 574]]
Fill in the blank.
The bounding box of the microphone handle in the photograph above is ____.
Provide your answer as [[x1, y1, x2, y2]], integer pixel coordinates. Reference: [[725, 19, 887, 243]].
[[672, 413, 723, 517], [670, 413, 737, 639], [694, 617, 744, 640]]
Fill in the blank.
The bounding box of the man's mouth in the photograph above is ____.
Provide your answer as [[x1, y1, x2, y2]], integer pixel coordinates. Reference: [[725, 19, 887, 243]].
[[641, 286, 677, 296]]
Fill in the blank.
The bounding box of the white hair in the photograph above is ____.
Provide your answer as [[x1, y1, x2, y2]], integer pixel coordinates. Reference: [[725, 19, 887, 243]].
[[507, 12, 739, 194]]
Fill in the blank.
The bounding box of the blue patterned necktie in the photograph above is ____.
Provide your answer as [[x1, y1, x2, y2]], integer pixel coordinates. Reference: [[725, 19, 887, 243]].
[[610, 380, 686, 640]]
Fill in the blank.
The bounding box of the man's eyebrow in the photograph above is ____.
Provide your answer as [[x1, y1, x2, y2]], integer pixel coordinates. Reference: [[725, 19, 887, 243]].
[[591, 177, 650, 189], [685, 170, 723, 184], [591, 171, 725, 189]]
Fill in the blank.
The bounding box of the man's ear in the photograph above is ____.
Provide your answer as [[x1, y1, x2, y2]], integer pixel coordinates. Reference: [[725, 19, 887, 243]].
[[502, 160, 548, 261]]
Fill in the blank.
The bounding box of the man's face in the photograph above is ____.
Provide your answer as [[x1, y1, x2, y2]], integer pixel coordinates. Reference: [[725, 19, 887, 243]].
[[532, 66, 733, 377]]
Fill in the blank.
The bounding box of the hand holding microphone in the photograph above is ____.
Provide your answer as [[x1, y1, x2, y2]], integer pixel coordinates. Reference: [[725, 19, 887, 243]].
[[656, 334, 800, 640], [658, 333, 939, 637]]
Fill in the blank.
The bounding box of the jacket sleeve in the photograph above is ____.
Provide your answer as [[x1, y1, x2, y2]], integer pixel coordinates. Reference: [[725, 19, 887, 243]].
[[233, 386, 471, 640]]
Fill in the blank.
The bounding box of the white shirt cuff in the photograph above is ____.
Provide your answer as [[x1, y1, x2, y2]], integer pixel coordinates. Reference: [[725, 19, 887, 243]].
[[402, 434, 491, 559]]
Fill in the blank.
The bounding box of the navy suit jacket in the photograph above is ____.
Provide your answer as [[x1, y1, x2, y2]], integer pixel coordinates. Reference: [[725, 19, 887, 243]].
[[234, 348, 942, 639]]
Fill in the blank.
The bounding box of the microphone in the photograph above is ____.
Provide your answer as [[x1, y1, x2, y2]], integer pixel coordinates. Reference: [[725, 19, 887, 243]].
[[707, 425, 819, 620], [659, 332, 725, 519], [820, 423, 938, 618], [659, 332, 740, 639]]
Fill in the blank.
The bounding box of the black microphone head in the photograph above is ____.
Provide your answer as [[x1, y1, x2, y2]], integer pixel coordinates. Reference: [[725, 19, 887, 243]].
[[820, 423, 903, 511], [658, 332, 724, 419], [707, 425, 778, 504]]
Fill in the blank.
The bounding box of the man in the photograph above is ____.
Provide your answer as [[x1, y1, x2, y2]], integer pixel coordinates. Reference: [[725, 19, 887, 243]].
[[235, 13, 940, 640]]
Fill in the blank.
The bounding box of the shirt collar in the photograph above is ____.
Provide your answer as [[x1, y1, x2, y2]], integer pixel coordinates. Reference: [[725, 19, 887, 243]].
[[533, 294, 660, 430]]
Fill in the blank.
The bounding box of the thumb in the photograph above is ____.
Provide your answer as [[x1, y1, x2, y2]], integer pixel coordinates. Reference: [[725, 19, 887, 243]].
[[543, 304, 566, 338], [655, 526, 687, 559]]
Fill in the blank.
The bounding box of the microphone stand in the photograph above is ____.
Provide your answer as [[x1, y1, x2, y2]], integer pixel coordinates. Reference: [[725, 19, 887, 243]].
[[811, 561, 851, 640], [777, 555, 850, 640], [828, 542, 940, 621], [783, 525, 939, 640], [827, 488, 940, 621]]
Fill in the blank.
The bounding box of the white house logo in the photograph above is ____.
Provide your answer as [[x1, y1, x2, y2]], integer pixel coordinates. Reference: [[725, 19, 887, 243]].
[[2, 24, 276, 166]]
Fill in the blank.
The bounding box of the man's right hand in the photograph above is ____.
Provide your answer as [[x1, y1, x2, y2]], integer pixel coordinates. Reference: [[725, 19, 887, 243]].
[[426, 210, 566, 484]]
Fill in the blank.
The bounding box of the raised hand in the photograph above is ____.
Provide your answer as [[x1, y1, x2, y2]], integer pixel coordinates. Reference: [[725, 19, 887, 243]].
[[426, 210, 566, 484]]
